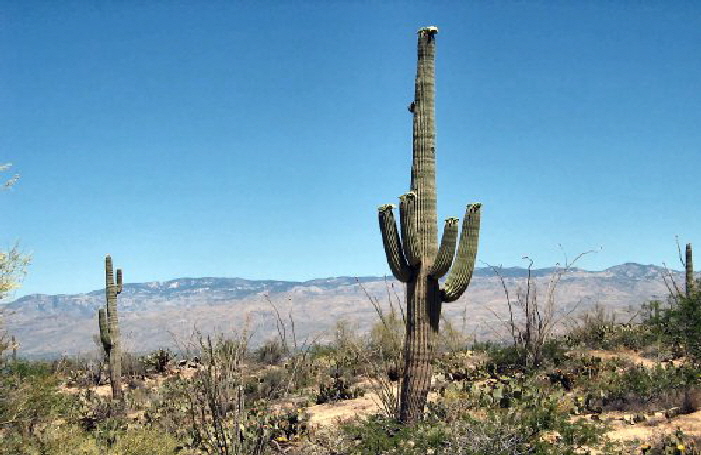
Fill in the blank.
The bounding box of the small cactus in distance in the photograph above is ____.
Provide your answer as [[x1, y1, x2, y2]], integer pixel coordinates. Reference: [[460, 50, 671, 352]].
[[10, 335, 18, 362], [686, 243, 694, 298], [98, 255, 124, 401]]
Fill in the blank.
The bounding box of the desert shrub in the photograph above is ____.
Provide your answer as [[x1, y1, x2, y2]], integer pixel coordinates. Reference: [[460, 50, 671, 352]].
[[143, 375, 197, 446], [11, 420, 181, 455], [248, 366, 288, 402], [107, 427, 180, 455], [306, 342, 336, 360], [368, 307, 404, 362], [647, 289, 701, 363], [483, 344, 528, 372], [339, 415, 449, 455], [449, 373, 607, 448], [73, 389, 125, 431], [172, 334, 253, 454], [328, 320, 364, 373], [315, 375, 365, 404], [0, 372, 75, 438], [565, 303, 617, 348], [334, 377, 608, 455], [443, 415, 531, 455], [2, 358, 53, 378], [566, 303, 655, 351], [482, 339, 568, 373], [254, 338, 287, 365], [145, 330, 315, 455], [120, 352, 148, 378], [141, 349, 175, 374], [485, 253, 597, 371], [445, 412, 606, 455], [470, 340, 498, 353], [322, 373, 607, 455], [585, 363, 701, 413], [0, 423, 101, 455], [361, 307, 404, 416], [642, 429, 701, 455], [249, 405, 311, 445]]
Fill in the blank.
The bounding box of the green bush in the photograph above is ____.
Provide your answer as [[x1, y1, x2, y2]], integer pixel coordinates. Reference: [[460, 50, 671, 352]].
[[647, 289, 701, 362], [642, 429, 701, 455], [141, 349, 174, 374], [340, 415, 449, 455], [2, 358, 53, 379], [253, 337, 287, 365], [0, 373, 75, 438], [107, 427, 180, 455], [584, 363, 701, 413], [368, 308, 404, 363], [482, 339, 567, 373], [0, 424, 101, 455], [566, 303, 655, 351]]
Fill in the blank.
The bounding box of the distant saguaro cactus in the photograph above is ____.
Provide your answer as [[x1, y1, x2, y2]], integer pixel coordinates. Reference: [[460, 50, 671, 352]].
[[11, 335, 17, 362], [378, 27, 481, 423], [687, 243, 694, 297], [98, 255, 123, 401]]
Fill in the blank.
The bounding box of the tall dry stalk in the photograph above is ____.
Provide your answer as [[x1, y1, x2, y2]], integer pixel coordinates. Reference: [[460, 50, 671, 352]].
[[486, 249, 595, 368]]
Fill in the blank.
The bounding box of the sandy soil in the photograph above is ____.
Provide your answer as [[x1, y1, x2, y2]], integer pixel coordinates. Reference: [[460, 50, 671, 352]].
[[573, 349, 659, 368], [606, 410, 701, 442]]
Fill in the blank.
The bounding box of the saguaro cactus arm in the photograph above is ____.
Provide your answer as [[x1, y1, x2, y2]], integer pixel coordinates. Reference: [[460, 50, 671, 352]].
[[116, 269, 123, 294], [98, 308, 111, 348], [379, 204, 411, 282], [441, 203, 481, 303], [399, 192, 421, 265], [106, 255, 113, 287], [428, 217, 459, 278]]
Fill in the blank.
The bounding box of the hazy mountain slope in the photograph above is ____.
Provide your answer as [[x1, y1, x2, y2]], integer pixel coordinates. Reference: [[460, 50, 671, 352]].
[[3, 264, 691, 358]]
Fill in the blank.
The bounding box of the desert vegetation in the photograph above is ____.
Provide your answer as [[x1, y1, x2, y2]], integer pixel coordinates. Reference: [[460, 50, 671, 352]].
[[2, 264, 701, 454], [2, 28, 701, 455]]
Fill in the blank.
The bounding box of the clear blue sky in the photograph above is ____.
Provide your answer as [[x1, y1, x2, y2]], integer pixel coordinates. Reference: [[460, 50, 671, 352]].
[[2, 1, 700, 298]]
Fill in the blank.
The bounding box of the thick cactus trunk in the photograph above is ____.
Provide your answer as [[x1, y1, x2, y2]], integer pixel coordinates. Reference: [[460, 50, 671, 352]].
[[687, 243, 694, 297], [99, 255, 123, 402], [399, 270, 442, 421], [379, 27, 481, 423]]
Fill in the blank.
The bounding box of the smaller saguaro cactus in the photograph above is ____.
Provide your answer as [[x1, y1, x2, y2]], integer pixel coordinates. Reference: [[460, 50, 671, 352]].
[[98, 255, 123, 401], [11, 335, 18, 362], [686, 243, 694, 298]]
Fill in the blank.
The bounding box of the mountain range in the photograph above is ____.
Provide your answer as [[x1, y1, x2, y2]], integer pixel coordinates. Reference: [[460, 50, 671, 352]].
[[3, 263, 693, 358]]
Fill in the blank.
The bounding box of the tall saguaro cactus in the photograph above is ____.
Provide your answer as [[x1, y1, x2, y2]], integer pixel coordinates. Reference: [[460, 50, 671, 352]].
[[378, 27, 481, 423], [98, 255, 123, 401], [687, 243, 694, 297]]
